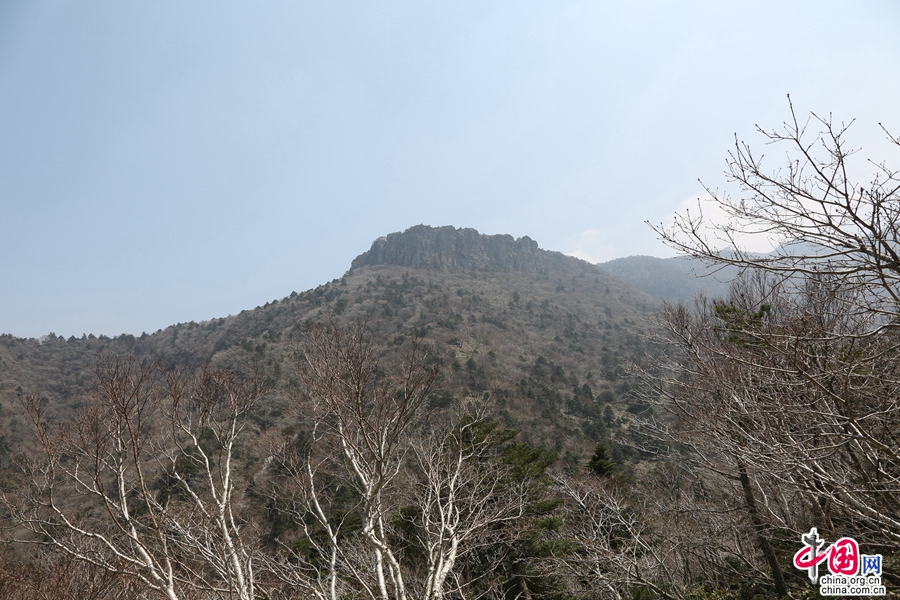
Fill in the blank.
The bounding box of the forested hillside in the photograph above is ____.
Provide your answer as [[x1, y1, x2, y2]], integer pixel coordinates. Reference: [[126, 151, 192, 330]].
[[1, 226, 655, 458], [0, 226, 667, 600], [3, 192, 899, 599]]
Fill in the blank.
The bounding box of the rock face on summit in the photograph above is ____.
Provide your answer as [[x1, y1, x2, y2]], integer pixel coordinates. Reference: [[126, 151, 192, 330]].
[[351, 225, 578, 273]]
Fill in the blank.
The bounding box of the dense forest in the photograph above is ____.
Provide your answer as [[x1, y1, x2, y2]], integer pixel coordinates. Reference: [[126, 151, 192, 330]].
[[2, 110, 899, 599]]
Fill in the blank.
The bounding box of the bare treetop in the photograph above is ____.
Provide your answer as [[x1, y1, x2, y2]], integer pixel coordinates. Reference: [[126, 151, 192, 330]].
[[652, 97, 900, 320]]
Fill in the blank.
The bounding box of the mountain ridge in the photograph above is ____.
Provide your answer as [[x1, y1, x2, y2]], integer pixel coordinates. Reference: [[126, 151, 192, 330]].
[[351, 224, 736, 302], [598, 254, 735, 302], [351, 224, 584, 274]]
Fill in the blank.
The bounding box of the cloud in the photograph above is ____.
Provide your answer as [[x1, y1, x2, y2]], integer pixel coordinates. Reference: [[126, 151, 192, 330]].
[[564, 228, 617, 263]]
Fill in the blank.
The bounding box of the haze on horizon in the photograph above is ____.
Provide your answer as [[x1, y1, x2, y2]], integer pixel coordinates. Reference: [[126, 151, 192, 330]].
[[2, 1, 899, 339]]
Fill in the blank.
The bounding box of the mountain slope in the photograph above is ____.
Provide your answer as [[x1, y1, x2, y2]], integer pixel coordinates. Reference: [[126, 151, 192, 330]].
[[1, 225, 660, 464]]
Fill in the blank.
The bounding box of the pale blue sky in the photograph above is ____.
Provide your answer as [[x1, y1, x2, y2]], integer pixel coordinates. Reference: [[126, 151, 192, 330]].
[[2, 0, 899, 338]]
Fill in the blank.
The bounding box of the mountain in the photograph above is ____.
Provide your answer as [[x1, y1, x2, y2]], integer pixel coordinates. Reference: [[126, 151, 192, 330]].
[[0, 225, 660, 465], [352, 225, 577, 273], [599, 254, 736, 302]]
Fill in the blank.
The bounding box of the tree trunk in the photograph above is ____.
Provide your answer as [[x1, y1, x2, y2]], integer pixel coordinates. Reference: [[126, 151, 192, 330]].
[[737, 461, 787, 597]]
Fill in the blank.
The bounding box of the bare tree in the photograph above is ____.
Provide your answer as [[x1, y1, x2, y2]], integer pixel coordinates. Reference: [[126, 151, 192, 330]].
[[657, 101, 900, 543], [158, 364, 268, 600], [545, 463, 783, 600], [648, 100, 900, 537], [408, 414, 530, 600], [264, 320, 533, 600], [0, 548, 143, 600], [652, 96, 900, 322], [7, 355, 269, 600], [548, 473, 685, 600], [264, 320, 437, 600], [647, 277, 900, 542], [300, 319, 437, 600], [637, 102, 900, 594]]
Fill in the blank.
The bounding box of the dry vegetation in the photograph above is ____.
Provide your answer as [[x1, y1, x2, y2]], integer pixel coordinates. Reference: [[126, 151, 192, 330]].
[[3, 105, 899, 599]]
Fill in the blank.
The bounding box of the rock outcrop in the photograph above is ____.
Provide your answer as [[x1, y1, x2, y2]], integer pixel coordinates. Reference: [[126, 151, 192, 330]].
[[351, 225, 581, 274]]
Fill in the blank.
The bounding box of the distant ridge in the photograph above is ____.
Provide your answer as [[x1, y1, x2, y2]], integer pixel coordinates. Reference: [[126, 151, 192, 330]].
[[598, 255, 734, 302], [351, 225, 582, 274]]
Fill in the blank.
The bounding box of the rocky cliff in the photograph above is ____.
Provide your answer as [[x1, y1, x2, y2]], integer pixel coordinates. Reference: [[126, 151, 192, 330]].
[[350, 225, 581, 274]]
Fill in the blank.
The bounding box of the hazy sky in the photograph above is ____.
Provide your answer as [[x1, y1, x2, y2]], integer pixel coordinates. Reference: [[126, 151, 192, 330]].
[[2, 1, 899, 338]]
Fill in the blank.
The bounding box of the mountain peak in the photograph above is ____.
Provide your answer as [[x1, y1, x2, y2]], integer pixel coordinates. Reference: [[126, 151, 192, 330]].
[[351, 225, 574, 273]]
